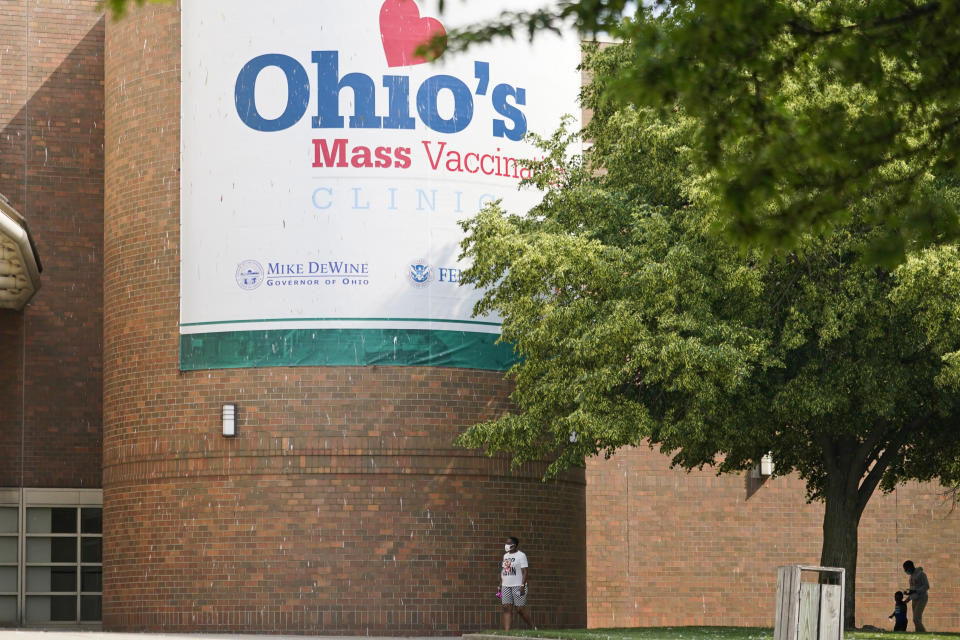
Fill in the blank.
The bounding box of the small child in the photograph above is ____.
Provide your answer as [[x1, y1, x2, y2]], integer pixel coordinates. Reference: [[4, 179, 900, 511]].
[[888, 591, 907, 631]]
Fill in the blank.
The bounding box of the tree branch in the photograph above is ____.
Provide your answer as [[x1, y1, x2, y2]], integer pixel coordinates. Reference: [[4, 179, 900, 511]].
[[773, 264, 804, 310], [853, 426, 890, 480], [785, 2, 940, 39], [855, 415, 929, 518], [856, 447, 900, 519]]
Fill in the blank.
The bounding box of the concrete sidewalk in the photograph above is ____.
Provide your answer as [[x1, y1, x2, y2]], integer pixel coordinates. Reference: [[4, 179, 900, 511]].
[[0, 632, 461, 640]]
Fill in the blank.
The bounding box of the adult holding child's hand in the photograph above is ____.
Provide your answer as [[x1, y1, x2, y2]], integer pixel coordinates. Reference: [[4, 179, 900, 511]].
[[902, 560, 930, 632]]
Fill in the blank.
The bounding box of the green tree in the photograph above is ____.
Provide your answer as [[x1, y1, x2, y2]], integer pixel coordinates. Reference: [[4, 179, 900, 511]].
[[441, 0, 960, 265], [457, 43, 960, 628], [100, 0, 156, 18]]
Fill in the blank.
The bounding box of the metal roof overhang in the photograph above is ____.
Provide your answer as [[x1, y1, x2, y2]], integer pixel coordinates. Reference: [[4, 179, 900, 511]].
[[0, 195, 42, 311]]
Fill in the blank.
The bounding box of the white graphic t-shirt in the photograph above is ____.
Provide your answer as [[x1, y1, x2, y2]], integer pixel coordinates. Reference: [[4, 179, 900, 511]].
[[501, 550, 528, 587]]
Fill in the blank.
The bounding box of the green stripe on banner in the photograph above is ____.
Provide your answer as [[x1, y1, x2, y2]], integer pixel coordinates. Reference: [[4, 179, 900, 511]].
[[179, 329, 517, 371]]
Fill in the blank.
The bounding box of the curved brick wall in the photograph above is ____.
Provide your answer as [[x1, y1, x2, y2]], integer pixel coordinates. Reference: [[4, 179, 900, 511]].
[[102, 4, 585, 634]]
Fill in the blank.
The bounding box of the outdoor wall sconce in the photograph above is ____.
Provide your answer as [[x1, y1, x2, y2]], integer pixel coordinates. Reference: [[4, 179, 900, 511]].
[[750, 452, 775, 478], [760, 452, 775, 476], [222, 403, 237, 437]]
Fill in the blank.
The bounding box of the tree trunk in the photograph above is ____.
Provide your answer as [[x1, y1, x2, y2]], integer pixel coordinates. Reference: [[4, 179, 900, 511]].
[[820, 470, 861, 629]]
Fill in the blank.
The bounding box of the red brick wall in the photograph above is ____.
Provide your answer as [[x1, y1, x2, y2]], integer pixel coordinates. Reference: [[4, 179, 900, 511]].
[[0, 0, 104, 489], [102, 3, 586, 634], [586, 447, 960, 631], [0, 315, 23, 487], [103, 442, 585, 634]]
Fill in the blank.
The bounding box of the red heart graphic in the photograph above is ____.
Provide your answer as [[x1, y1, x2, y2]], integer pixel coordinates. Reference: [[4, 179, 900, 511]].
[[379, 0, 446, 67]]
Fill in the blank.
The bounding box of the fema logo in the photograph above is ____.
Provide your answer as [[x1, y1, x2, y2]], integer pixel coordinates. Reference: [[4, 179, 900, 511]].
[[408, 259, 431, 288], [236, 260, 264, 290]]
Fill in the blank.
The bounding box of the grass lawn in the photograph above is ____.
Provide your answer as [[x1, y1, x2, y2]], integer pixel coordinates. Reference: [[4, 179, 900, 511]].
[[482, 627, 960, 640]]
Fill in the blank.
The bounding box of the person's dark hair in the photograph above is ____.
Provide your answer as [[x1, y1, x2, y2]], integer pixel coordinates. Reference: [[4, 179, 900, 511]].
[[895, 591, 904, 600], [903, 560, 915, 572], [508, 536, 519, 546]]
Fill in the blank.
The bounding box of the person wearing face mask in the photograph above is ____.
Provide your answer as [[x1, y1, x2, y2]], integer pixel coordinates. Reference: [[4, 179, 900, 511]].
[[500, 536, 535, 630]]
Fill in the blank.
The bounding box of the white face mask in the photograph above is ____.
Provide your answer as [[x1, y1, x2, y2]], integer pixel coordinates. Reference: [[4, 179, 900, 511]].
[[505, 544, 513, 552]]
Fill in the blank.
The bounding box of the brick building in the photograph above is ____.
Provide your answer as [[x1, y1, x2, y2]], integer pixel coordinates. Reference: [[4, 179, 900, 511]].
[[0, 0, 957, 634]]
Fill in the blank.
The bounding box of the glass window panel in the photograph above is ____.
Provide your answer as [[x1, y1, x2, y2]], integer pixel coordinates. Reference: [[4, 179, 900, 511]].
[[80, 595, 101, 622], [0, 566, 16, 592], [25, 538, 49, 563], [26, 537, 76, 563], [0, 509, 16, 534], [80, 509, 102, 534], [51, 594, 76, 621], [26, 566, 50, 592], [0, 596, 16, 624], [26, 508, 50, 534], [25, 595, 49, 622], [50, 566, 76, 592], [81, 567, 101, 592], [81, 537, 102, 563], [0, 538, 15, 564], [50, 537, 76, 563], [50, 509, 76, 534]]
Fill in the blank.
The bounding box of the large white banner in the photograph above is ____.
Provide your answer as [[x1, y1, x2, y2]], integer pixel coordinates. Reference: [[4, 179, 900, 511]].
[[180, 0, 581, 370]]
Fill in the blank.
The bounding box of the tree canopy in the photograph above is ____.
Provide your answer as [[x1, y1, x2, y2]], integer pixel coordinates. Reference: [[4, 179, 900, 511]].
[[456, 42, 960, 625], [101, 0, 153, 18], [440, 0, 960, 265]]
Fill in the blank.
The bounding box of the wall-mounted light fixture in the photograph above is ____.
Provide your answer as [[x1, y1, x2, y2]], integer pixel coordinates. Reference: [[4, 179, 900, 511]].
[[760, 452, 775, 476], [222, 403, 236, 437], [750, 452, 775, 478]]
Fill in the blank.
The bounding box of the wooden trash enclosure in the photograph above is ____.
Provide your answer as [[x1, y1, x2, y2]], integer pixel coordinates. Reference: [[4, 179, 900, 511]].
[[775, 565, 844, 640]]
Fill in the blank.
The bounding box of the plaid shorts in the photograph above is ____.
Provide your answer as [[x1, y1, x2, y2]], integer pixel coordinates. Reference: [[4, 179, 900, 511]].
[[500, 585, 528, 606]]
